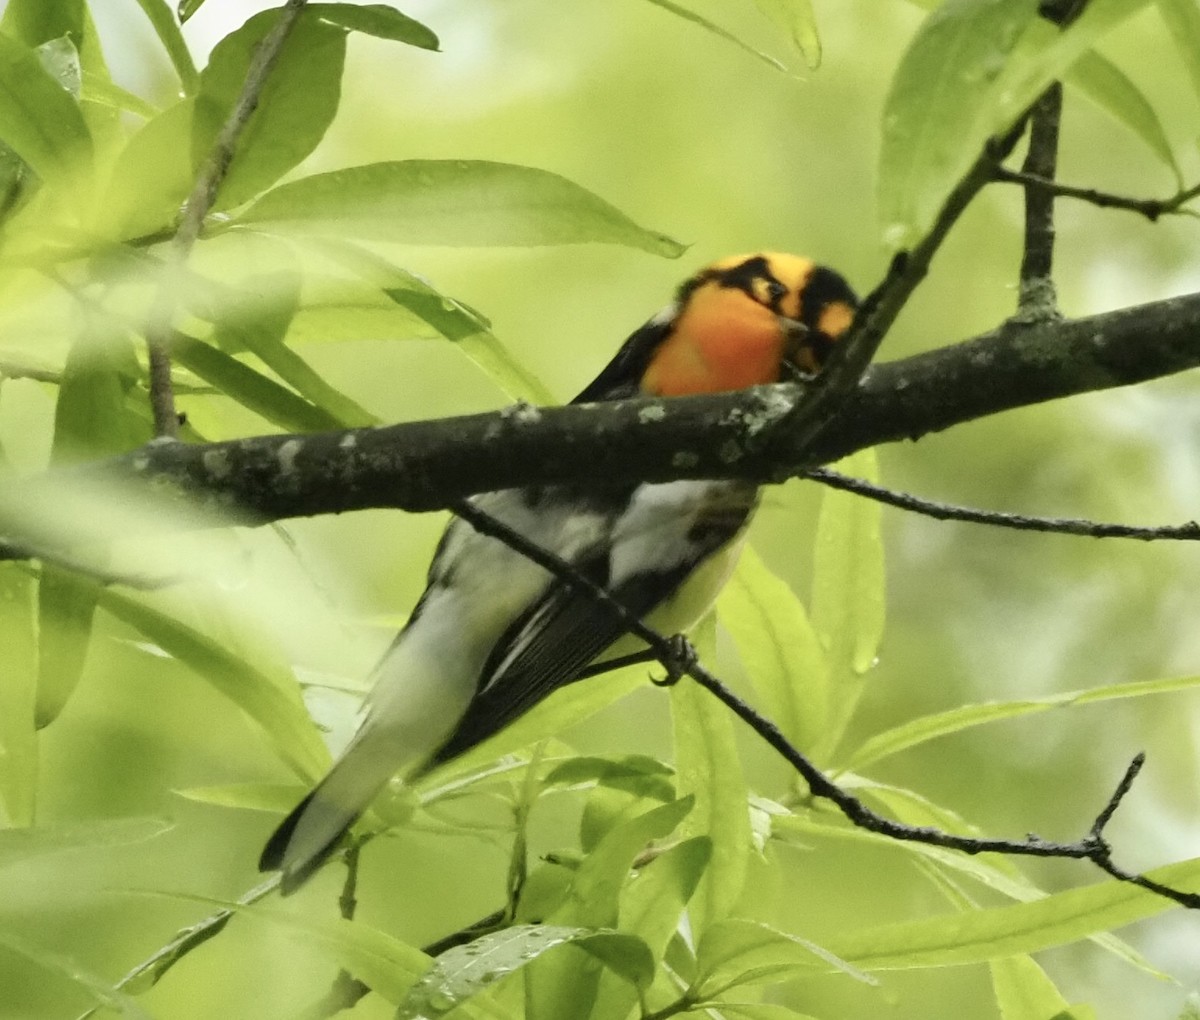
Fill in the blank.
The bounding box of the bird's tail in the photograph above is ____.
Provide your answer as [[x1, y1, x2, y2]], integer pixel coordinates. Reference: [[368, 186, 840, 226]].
[[259, 723, 399, 893]]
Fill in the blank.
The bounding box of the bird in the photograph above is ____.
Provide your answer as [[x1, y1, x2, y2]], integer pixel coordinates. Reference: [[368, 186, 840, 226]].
[[260, 252, 859, 892]]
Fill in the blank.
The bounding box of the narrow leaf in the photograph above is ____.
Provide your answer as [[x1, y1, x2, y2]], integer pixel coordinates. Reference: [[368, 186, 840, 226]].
[[237, 160, 686, 256], [0, 564, 36, 824], [753, 0, 821, 67], [132, 0, 200, 93], [643, 0, 788, 72], [195, 9, 346, 211], [400, 925, 653, 1019], [671, 615, 750, 934], [1157, 0, 1200, 106], [809, 449, 884, 753], [826, 857, 1200, 970], [310, 3, 439, 49], [0, 31, 92, 186], [1066, 51, 1181, 185], [992, 953, 1072, 1020], [171, 331, 345, 433], [0, 932, 151, 1018], [98, 588, 329, 781], [718, 543, 829, 754], [845, 672, 1200, 771], [0, 817, 170, 869]]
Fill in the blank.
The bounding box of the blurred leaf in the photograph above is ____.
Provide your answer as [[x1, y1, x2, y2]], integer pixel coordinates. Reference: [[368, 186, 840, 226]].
[[671, 614, 749, 934], [753, 0, 821, 67], [716, 1006, 824, 1020], [37, 329, 146, 726], [316, 240, 556, 402], [0, 564, 36, 825], [992, 953, 1072, 1020], [0, 31, 92, 187], [310, 3, 439, 49], [237, 160, 686, 256], [879, 0, 1151, 247], [845, 672, 1200, 771], [173, 782, 305, 812], [544, 754, 676, 802], [826, 856, 1200, 969], [80, 71, 159, 120], [402, 925, 653, 1020], [0, 0, 84, 46], [172, 330, 345, 433], [157, 891, 431, 1005], [205, 272, 378, 426], [643, 0, 788, 73], [195, 9, 346, 211], [1067, 52, 1181, 185], [0, 932, 151, 1018], [98, 588, 330, 781], [132, 0, 199, 93], [0, 816, 171, 869], [718, 542, 829, 755], [809, 449, 884, 753], [1158, 0, 1200, 104], [693, 918, 870, 997], [99, 97, 194, 240]]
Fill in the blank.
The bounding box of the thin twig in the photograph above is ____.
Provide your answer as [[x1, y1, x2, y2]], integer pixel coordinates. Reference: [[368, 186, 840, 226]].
[[804, 468, 1200, 541], [451, 498, 1200, 910], [995, 169, 1200, 222], [142, 0, 309, 438], [1014, 84, 1062, 322]]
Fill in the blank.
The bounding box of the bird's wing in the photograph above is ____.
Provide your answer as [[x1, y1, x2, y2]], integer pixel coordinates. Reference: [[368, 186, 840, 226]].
[[426, 556, 692, 765], [570, 309, 674, 403]]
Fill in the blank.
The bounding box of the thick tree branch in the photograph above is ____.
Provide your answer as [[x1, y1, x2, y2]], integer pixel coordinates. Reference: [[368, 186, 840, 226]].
[[13, 288, 1196, 539]]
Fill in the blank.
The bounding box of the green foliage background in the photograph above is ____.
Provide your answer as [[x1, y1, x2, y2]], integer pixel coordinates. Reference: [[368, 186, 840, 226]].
[[1, 1, 1199, 1018]]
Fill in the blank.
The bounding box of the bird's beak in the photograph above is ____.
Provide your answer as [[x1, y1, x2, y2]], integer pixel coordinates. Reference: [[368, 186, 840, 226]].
[[780, 317, 819, 379]]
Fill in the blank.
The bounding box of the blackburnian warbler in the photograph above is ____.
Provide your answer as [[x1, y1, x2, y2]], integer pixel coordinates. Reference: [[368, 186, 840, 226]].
[[261, 252, 858, 891]]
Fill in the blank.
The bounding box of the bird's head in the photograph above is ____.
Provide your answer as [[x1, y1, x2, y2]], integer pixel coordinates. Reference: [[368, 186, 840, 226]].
[[640, 252, 859, 397]]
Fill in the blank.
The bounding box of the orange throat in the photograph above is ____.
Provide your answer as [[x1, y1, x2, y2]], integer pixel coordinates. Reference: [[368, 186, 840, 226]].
[[641, 287, 785, 396]]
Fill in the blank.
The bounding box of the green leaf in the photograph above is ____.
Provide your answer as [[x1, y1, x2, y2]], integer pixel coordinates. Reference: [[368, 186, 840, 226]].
[[718, 543, 829, 755], [310, 3, 439, 49], [98, 587, 330, 781], [400, 925, 653, 1020], [643, 0, 788, 73], [237, 160, 686, 256], [173, 782, 305, 813], [0, 932, 151, 1018], [37, 329, 146, 726], [205, 272, 378, 426], [132, 0, 200, 93], [171, 331, 345, 433], [878, 0, 1152, 248], [80, 71, 159, 119], [0, 816, 171, 869], [195, 9, 346, 211], [588, 838, 713, 1020], [0, 564, 36, 825], [826, 856, 1200, 970], [1066, 51, 1181, 185], [715, 1006, 824, 1020], [809, 448, 884, 752], [992, 953, 1072, 1020], [99, 97, 194, 240], [0, 0, 84, 46], [544, 754, 676, 802], [178, 0, 206, 23], [752, 0, 821, 68], [694, 918, 871, 998], [0, 31, 92, 187], [153, 891, 431, 1005], [845, 672, 1200, 771], [1157, 0, 1200, 106], [671, 615, 750, 933]]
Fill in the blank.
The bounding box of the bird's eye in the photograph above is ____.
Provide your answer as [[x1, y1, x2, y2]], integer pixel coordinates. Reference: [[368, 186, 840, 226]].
[[765, 279, 788, 303]]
